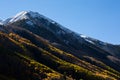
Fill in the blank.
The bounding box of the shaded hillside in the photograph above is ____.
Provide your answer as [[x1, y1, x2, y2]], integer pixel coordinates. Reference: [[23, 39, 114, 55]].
[[0, 31, 120, 80]]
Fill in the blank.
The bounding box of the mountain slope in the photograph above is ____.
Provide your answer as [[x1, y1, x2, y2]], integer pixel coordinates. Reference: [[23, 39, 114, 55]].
[[0, 11, 120, 80], [0, 30, 120, 80], [5, 11, 120, 71]]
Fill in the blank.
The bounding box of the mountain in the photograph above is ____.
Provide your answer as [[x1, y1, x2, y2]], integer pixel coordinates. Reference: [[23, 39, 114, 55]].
[[0, 11, 120, 80]]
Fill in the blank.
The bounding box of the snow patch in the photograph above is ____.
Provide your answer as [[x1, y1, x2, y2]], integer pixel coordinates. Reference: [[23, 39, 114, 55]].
[[85, 39, 95, 44], [51, 21, 56, 24], [26, 21, 34, 26], [80, 34, 88, 38]]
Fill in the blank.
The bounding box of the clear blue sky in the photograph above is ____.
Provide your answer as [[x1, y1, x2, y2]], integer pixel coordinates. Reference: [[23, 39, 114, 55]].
[[0, 0, 120, 44]]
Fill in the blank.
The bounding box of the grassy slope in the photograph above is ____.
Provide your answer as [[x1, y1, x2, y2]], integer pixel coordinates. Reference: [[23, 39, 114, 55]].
[[0, 32, 120, 80]]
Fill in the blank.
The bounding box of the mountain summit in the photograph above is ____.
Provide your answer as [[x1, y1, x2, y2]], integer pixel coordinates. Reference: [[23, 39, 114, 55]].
[[4, 11, 55, 25], [8, 11, 44, 22], [0, 11, 120, 80]]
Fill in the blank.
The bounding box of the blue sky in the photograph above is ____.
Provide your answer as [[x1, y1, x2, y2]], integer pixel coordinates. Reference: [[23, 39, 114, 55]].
[[0, 0, 120, 44]]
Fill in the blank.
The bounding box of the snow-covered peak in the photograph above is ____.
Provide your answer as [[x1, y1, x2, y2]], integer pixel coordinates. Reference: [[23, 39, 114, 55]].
[[9, 11, 29, 23], [4, 11, 40, 23], [4, 11, 55, 25]]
